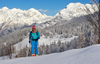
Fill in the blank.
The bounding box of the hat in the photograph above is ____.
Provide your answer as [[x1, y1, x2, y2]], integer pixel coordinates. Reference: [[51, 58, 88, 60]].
[[32, 26, 36, 29]]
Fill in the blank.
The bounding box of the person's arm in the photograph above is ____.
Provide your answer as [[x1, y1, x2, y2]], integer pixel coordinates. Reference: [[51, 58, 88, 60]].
[[37, 31, 40, 39]]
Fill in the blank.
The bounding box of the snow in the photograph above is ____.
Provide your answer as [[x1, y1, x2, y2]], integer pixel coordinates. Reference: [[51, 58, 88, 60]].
[[0, 44, 100, 64], [38, 35, 78, 45]]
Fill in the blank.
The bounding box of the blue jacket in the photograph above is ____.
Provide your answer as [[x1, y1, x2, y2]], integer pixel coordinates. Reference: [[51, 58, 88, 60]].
[[29, 30, 40, 41]]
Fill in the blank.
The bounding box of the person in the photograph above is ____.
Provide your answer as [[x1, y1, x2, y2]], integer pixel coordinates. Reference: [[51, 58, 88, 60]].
[[29, 26, 40, 56]]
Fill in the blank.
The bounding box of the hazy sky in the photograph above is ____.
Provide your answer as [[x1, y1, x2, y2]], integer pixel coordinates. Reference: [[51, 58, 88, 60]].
[[0, 0, 90, 16]]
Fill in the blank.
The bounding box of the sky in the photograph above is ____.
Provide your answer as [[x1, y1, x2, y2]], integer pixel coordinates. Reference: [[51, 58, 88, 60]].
[[0, 0, 90, 16]]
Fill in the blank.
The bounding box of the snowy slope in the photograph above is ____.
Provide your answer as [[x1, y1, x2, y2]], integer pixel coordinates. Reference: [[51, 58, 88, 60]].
[[0, 44, 100, 64], [14, 35, 78, 52]]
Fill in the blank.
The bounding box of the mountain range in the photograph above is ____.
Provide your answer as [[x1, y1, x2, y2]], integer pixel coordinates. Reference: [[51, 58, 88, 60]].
[[0, 2, 98, 37]]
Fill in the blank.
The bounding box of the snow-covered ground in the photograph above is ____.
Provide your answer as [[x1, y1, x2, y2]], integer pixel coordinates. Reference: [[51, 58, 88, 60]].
[[14, 35, 78, 52], [0, 44, 100, 64]]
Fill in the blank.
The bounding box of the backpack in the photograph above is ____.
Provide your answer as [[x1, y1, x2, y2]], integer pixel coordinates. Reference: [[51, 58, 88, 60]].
[[30, 30, 38, 39]]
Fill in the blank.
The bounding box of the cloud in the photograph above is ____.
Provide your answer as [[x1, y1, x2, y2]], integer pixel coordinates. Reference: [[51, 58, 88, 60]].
[[38, 9, 48, 12]]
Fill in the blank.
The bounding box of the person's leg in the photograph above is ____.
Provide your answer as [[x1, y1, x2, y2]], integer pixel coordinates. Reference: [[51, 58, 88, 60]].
[[31, 41, 35, 56], [34, 41, 39, 56]]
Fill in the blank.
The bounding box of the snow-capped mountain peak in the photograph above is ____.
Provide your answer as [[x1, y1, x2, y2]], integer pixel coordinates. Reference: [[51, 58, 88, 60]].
[[2, 7, 9, 10], [55, 2, 98, 20], [65, 2, 83, 9]]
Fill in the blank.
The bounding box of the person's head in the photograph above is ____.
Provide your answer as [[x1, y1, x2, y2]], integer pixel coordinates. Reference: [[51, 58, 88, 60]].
[[32, 26, 36, 31]]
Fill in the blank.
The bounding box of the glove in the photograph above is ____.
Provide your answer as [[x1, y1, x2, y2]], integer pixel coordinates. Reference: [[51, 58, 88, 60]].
[[37, 37, 39, 39], [29, 41, 31, 43]]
